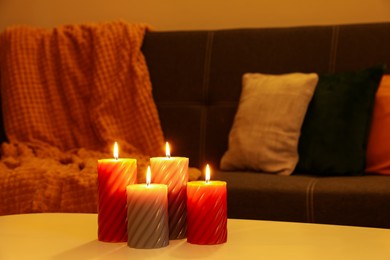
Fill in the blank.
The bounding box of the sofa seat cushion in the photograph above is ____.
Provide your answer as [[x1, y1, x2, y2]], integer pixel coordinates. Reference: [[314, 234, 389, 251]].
[[214, 170, 390, 228], [311, 175, 390, 228], [213, 170, 315, 222]]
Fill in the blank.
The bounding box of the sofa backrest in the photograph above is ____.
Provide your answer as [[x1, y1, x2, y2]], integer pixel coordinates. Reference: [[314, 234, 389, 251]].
[[1, 23, 389, 168], [142, 22, 390, 169]]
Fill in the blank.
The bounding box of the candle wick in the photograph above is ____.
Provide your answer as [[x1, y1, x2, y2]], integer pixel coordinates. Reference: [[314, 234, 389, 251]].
[[206, 179, 210, 184]]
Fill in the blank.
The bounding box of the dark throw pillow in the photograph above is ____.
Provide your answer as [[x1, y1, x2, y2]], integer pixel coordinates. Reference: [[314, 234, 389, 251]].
[[296, 65, 385, 176]]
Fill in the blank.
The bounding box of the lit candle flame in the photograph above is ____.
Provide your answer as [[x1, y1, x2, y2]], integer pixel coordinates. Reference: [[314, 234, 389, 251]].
[[146, 166, 151, 186], [165, 142, 171, 158], [113, 142, 119, 160], [205, 164, 210, 183]]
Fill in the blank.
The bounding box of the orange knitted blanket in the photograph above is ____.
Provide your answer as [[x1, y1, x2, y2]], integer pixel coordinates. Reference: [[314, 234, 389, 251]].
[[0, 22, 165, 215]]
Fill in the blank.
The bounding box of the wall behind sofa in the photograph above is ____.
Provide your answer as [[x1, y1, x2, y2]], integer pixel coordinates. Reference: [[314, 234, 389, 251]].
[[0, 0, 390, 31]]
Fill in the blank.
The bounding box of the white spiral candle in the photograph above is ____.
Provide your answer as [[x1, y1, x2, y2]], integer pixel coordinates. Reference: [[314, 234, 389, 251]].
[[126, 166, 169, 248], [126, 183, 169, 248]]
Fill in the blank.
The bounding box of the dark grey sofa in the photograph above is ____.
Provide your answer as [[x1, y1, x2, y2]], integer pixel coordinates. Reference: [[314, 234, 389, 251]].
[[141, 22, 390, 229], [0, 22, 389, 229]]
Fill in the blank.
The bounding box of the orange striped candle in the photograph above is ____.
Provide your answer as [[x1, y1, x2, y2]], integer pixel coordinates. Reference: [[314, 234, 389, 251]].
[[150, 142, 188, 240], [187, 164, 227, 245], [98, 142, 137, 242]]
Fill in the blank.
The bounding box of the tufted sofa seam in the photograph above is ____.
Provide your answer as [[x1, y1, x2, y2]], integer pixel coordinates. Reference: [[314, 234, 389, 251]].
[[329, 26, 340, 73], [199, 31, 214, 166], [306, 178, 319, 223]]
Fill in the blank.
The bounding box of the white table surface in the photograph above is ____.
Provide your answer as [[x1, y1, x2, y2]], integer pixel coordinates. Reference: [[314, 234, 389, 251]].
[[0, 213, 390, 260]]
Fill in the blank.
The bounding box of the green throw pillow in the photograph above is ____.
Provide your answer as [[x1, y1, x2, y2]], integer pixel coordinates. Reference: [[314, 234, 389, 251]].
[[296, 65, 385, 176]]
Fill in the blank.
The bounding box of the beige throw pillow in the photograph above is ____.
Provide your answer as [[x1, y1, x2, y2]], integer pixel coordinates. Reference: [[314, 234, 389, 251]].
[[220, 72, 318, 175]]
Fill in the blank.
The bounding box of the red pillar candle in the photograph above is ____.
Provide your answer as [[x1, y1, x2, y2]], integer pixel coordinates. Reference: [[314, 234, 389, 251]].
[[98, 142, 137, 242], [126, 166, 169, 249], [186, 164, 227, 245], [150, 142, 188, 239]]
